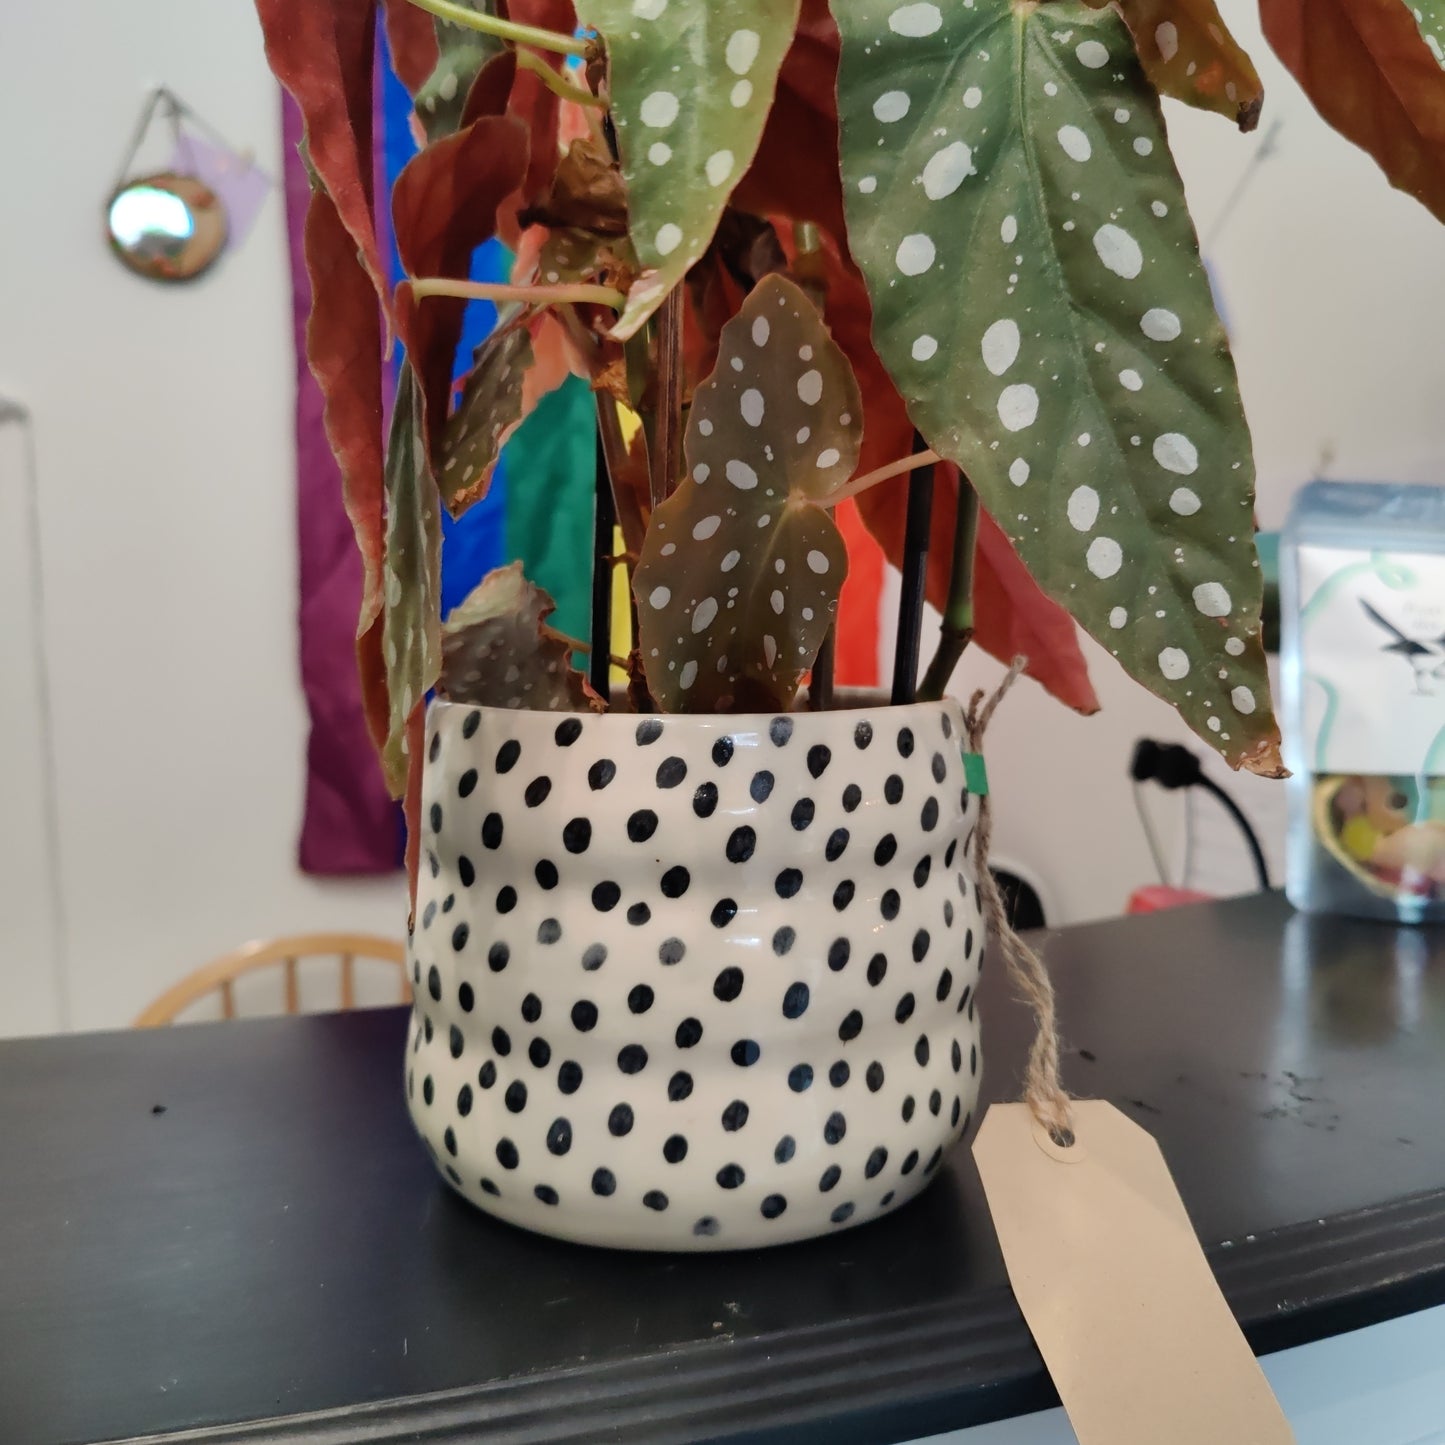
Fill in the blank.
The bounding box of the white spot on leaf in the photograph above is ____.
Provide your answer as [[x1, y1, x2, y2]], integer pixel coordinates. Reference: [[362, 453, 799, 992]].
[[912, 334, 938, 361], [740, 389, 765, 427], [1153, 432, 1198, 474], [895, 233, 936, 275], [1231, 685, 1256, 714], [1057, 125, 1092, 162], [1193, 582, 1232, 617], [816, 448, 841, 468], [1159, 647, 1190, 680], [997, 383, 1038, 431], [889, 2, 942, 37], [751, 316, 769, 346], [1141, 307, 1181, 341], [1170, 487, 1201, 515], [656, 223, 683, 256], [1009, 458, 1030, 486], [679, 659, 698, 689], [797, 370, 823, 404], [725, 29, 760, 74], [726, 460, 758, 490], [692, 514, 721, 541], [1076, 39, 1109, 68], [1067, 485, 1099, 531], [640, 91, 679, 127], [807, 549, 830, 574], [692, 597, 719, 632], [706, 150, 734, 186], [922, 141, 971, 199], [1119, 368, 1142, 391], [1093, 223, 1143, 279], [1156, 21, 1179, 60], [981, 319, 1020, 376], [873, 90, 910, 122], [649, 585, 671, 609], [1087, 536, 1123, 578], [1109, 606, 1127, 628]]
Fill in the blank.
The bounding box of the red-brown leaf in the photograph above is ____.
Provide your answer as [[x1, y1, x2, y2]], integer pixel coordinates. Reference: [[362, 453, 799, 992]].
[[1085, 0, 1263, 130], [1261, 0, 1445, 222], [497, 0, 576, 244], [461, 50, 519, 126], [381, 0, 438, 94], [258, 0, 390, 307], [303, 188, 387, 642], [391, 114, 529, 459], [732, 0, 846, 237]]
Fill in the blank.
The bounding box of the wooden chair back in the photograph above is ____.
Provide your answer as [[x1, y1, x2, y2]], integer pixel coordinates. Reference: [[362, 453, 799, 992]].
[[133, 933, 410, 1027]]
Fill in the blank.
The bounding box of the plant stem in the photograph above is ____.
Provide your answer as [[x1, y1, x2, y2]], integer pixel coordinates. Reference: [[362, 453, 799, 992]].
[[918, 467, 980, 702], [408, 278, 625, 309], [828, 448, 940, 507], [514, 48, 606, 107], [402, 0, 589, 55]]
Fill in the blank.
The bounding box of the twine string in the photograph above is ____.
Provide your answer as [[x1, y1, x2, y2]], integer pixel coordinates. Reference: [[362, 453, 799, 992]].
[[964, 658, 1075, 1146]]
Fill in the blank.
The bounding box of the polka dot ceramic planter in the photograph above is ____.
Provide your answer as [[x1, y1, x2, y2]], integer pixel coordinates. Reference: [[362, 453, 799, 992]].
[[405, 696, 985, 1250]]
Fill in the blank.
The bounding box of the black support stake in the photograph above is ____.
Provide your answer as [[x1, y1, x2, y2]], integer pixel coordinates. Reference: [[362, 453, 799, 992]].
[[891, 440, 934, 705], [589, 421, 616, 703]]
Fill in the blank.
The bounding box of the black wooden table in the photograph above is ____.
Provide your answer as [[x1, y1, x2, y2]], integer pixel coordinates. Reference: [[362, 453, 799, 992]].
[[3, 893, 1444, 1445]]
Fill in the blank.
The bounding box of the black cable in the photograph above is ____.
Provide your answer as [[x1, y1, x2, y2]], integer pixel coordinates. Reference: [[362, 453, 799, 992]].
[[1196, 774, 1271, 893], [1129, 737, 1271, 894]]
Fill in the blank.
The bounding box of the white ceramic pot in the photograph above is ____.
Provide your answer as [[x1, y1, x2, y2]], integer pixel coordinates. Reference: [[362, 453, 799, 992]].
[[406, 696, 985, 1250]]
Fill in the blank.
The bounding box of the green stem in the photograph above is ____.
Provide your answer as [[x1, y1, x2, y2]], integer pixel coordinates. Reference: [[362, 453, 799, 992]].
[[827, 448, 939, 507], [918, 468, 980, 702], [514, 48, 606, 106], [403, 0, 589, 55], [408, 278, 625, 310]]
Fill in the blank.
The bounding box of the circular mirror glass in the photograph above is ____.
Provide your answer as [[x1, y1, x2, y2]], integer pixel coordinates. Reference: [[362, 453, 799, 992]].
[[107, 172, 228, 282]]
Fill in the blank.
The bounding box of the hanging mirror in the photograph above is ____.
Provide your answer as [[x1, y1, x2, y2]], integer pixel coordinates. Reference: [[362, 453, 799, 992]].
[[105, 88, 269, 286], [107, 171, 228, 282]]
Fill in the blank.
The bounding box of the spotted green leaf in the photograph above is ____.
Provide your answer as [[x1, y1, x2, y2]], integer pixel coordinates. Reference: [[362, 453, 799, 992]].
[[440, 562, 594, 710], [633, 275, 860, 712], [835, 0, 1283, 775], [576, 0, 800, 339], [415, 4, 504, 140], [382, 365, 442, 791], [1415, 0, 1445, 63], [438, 320, 533, 517]]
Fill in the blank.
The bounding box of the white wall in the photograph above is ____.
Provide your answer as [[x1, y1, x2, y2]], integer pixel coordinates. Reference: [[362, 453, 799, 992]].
[[0, 1, 404, 1037], [2, 0, 1443, 1035]]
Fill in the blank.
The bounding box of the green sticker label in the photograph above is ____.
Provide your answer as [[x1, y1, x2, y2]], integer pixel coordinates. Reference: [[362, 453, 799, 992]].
[[962, 751, 989, 796]]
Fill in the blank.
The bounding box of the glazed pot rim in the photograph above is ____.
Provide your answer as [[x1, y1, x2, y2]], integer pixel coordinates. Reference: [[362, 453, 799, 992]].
[[430, 689, 963, 725]]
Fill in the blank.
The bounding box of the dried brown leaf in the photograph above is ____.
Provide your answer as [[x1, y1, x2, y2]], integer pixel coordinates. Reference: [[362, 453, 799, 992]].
[[439, 562, 595, 710]]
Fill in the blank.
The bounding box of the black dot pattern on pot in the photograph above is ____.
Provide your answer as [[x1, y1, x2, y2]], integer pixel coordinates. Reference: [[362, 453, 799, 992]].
[[407, 700, 984, 1247]]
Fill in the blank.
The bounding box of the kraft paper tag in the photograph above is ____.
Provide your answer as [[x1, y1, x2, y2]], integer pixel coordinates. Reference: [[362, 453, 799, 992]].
[[973, 1100, 1295, 1445]]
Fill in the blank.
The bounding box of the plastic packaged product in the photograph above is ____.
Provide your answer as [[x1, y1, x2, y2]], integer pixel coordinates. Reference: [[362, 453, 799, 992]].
[[1280, 481, 1445, 921]]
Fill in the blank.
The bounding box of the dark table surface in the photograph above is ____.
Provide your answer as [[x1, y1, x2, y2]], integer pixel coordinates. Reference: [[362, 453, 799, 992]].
[[3, 892, 1444, 1445]]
